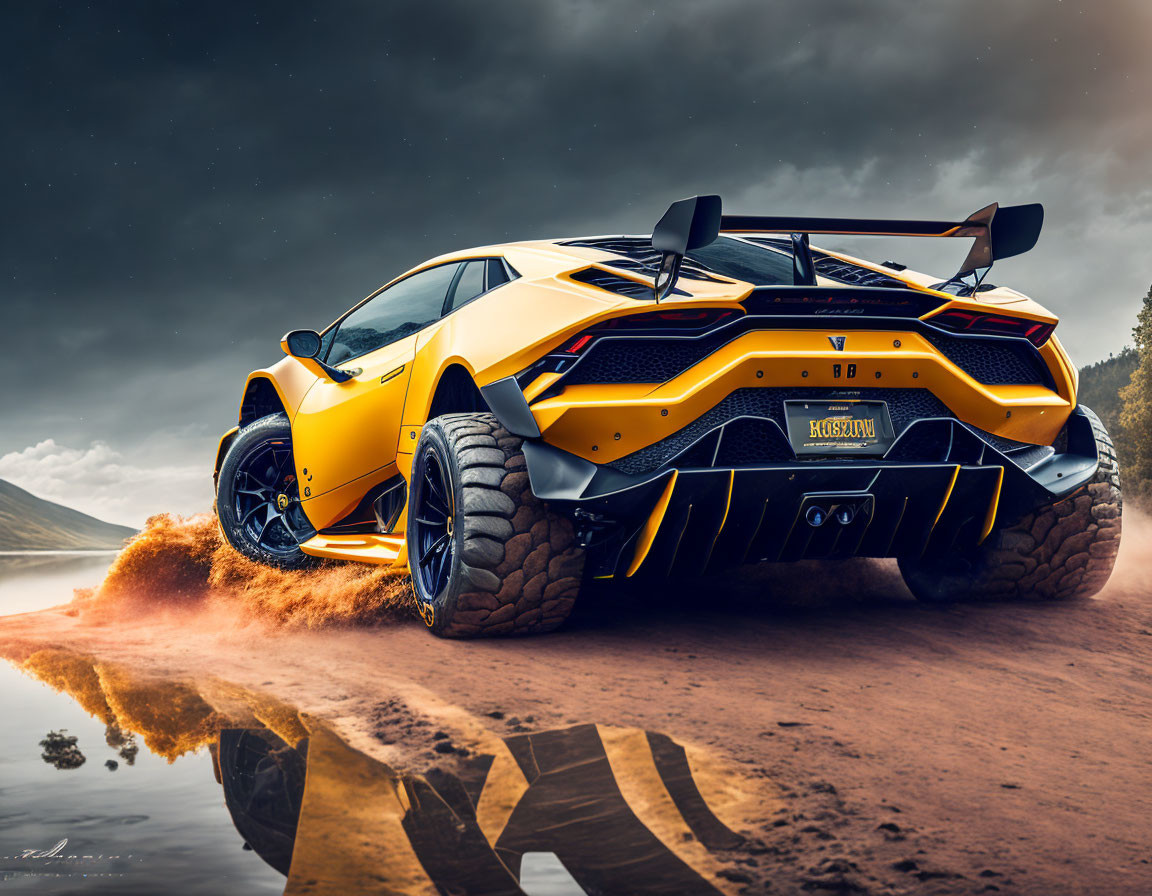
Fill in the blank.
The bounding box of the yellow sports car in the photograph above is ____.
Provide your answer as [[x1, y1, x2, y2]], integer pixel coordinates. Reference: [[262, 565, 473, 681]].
[[213, 195, 1122, 637]]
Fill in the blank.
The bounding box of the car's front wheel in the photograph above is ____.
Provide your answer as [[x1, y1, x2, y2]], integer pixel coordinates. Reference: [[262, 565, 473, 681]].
[[407, 413, 585, 638], [216, 414, 316, 570]]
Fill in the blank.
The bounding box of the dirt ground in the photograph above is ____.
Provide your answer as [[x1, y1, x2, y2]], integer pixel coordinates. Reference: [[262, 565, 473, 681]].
[[2, 513, 1151, 895]]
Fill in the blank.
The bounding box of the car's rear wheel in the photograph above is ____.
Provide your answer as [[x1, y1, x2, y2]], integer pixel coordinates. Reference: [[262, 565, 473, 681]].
[[216, 414, 316, 570], [407, 413, 585, 638], [899, 407, 1122, 603]]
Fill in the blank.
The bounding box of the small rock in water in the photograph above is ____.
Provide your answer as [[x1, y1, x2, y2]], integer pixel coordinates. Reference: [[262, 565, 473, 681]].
[[40, 730, 85, 770]]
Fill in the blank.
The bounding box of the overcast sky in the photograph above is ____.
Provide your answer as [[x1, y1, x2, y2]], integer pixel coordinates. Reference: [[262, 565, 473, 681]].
[[2, 1, 1150, 526]]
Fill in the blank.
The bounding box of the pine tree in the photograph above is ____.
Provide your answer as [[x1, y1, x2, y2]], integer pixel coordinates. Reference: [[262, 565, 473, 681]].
[[1117, 284, 1152, 496]]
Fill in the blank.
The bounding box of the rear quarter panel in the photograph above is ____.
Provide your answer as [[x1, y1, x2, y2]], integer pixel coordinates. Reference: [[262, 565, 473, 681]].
[[402, 248, 631, 428]]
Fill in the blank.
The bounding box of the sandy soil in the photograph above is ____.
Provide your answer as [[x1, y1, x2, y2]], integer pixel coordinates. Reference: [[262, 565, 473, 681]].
[[2, 513, 1151, 895]]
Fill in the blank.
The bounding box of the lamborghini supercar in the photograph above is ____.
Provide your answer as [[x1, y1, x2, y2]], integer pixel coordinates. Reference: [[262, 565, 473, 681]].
[[214, 195, 1121, 637]]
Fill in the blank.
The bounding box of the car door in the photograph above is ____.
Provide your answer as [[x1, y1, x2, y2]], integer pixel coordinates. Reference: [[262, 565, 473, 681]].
[[292, 262, 461, 509]]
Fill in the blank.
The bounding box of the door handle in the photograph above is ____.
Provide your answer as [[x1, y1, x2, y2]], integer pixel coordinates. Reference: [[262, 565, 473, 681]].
[[380, 364, 405, 384]]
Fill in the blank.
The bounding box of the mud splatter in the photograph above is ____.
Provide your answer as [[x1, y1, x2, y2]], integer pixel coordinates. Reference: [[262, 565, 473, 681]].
[[74, 513, 415, 628]]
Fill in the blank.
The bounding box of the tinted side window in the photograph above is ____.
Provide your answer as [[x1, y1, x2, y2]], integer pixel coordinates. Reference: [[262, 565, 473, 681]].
[[318, 325, 337, 360], [449, 260, 486, 310], [328, 263, 460, 364], [486, 258, 510, 289]]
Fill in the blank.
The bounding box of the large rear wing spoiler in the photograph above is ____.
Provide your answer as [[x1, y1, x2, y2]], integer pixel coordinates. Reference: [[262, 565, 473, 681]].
[[651, 194, 1043, 301]]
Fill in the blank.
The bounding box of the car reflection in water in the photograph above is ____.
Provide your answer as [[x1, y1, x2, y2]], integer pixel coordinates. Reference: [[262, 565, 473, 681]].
[[13, 649, 751, 895]]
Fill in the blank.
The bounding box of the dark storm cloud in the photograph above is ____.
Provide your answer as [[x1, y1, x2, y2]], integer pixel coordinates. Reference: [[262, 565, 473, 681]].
[[2, 0, 1151, 517]]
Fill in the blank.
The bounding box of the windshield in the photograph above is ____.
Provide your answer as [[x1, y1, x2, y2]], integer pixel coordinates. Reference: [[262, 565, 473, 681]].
[[686, 236, 794, 286]]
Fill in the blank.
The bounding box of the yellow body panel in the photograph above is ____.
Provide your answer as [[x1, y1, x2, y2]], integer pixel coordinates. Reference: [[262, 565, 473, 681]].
[[300, 532, 405, 564], [216, 232, 1079, 564], [248, 355, 324, 418], [530, 328, 1070, 464], [291, 333, 416, 526], [626, 472, 678, 576]]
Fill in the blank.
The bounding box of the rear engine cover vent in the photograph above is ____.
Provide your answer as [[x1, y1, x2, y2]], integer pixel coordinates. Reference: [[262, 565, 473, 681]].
[[569, 266, 686, 300]]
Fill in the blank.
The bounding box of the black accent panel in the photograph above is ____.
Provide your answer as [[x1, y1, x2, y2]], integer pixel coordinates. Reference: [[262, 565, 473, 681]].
[[320, 475, 406, 535], [741, 286, 943, 317], [610, 388, 951, 475], [564, 332, 733, 385], [479, 376, 541, 438], [922, 330, 1052, 387], [626, 464, 1006, 572], [567, 266, 686, 299], [713, 418, 794, 466], [373, 478, 407, 533], [608, 387, 1037, 476], [522, 440, 598, 500], [239, 378, 286, 428], [560, 316, 1049, 389]]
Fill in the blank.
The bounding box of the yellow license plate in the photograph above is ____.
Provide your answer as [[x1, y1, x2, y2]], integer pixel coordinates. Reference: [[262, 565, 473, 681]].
[[784, 399, 895, 456]]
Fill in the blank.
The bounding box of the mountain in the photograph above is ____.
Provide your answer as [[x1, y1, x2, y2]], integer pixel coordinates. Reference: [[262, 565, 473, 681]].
[[0, 479, 136, 551]]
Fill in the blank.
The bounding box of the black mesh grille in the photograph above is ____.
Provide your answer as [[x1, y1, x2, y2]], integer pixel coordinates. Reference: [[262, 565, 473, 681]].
[[923, 331, 1050, 387], [567, 267, 662, 299], [565, 327, 1052, 388], [714, 418, 795, 465], [609, 388, 955, 474], [565, 333, 731, 385]]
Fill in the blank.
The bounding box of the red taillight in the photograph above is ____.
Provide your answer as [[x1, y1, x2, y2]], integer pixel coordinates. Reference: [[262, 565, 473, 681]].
[[927, 309, 1055, 347], [554, 308, 739, 357], [597, 308, 737, 330], [559, 334, 595, 355]]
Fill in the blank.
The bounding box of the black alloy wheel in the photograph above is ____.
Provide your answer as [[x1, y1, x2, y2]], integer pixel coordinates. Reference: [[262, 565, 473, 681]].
[[217, 414, 316, 569], [411, 446, 456, 599], [231, 438, 309, 559]]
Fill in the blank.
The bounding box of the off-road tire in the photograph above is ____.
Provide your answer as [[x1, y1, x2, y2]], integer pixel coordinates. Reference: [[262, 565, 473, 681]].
[[407, 413, 585, 638], [216, 414, 317, 571], [899, 407, 1122, 603]]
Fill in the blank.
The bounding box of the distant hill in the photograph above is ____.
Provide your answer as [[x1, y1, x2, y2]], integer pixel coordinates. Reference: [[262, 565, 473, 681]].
[[0, 479, 136, 551], [1078, 348, 1138, 435]]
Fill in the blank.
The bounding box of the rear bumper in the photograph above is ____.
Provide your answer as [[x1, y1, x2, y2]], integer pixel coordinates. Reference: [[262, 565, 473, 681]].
[[522, 407, 1101, 579], [525, 328, 1073, 465]]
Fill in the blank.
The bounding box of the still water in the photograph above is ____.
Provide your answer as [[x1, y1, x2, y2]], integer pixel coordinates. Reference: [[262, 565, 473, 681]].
[[0, 662, 287, 894], [0, 552, 117, 615], [0, 557, 749, 895]]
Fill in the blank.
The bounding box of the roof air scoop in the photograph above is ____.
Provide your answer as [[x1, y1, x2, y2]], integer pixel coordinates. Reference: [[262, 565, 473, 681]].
[[651, 194, 722, 302]]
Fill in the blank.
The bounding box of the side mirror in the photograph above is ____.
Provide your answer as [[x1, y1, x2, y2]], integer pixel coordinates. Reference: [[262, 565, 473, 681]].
[[279, 329, 353, 383], [280, 329, 323, 359]]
